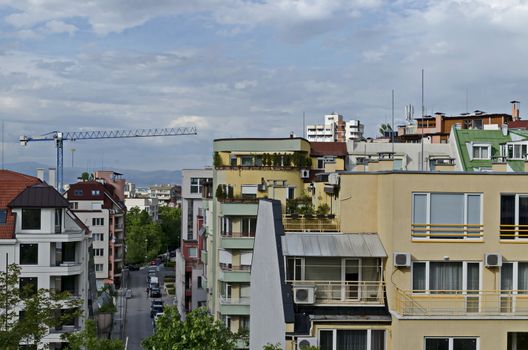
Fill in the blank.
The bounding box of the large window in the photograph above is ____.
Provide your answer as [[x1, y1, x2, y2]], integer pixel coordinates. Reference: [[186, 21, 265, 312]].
[[412, 193, 482, 239], [500, 194, 528, 239], [241, 217, 257, 236], [19, 277, 38, 299], [92, 218, 104, 226], [20, 244, 38, 265], [0, 209, 6, 224], [425, 337, 478, 350], [21, 209, 41, 230], [471, 144, 490, 160], [190, 178, 206, 194], [412, 261, 480, 293], [319, 329, 385, 350], [506, 143, 528, 160], [501, 262, 528, 293]]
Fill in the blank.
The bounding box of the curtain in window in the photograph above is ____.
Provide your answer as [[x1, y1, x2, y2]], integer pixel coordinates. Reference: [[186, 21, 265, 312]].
[[413, 262, 426, 292], [501, 263, 514, 291], [319, 330, 333, 350], [371, 330, 385, 350], [429, 262, 462, 292], [413, 194, 427, 224], [467, 263, 480, 293], [336, 330, 366, 350], [519, 263, 528, 293], [519, 197, 528, 237], [501, 195, 515, 239]]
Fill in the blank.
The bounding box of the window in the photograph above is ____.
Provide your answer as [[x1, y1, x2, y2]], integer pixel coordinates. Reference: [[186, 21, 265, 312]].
[[412, 262, 480, 294], [21, 209, 41, 230], [470, 144, 490, 160], [0, 209, 7, 224], [500, 194, 528, 239], [240, 156, 254, 166], [93, 233, 104, 241], [230, 155, 237, 166], [319, 329, 385, 350], [287, 187, 295, 200], [19, 277, 38, 298], [70, 202, 78, 210], [508, 333, 528, 350], [506, 143, 528, 160], [220, 217, 232, 236], [412, 193, 482, 239], [95, 264, 103, 272], [425, 337, 478, 350], [92, 218, 104, 226], [501, 262, 528, 294], [20, 244, 38, 265], [188, 247, 197, 257], [197, 276, 203, 289], [241, 185, 257, 198], [74, 189, 83, 196], [286, 258, 303, 281], [91, 202, 102, 210], [190, 178, 205, 194], [55, 209, 62, 233], [91, 190, 100, 196], [94, 248, 104, 257], [241, 217, 257, 236]]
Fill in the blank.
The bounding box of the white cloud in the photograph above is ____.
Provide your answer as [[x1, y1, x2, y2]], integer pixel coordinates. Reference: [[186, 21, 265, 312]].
[[43, 20, 78, 35]]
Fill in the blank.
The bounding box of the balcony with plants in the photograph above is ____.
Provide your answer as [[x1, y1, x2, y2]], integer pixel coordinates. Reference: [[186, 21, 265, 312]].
[[214, 151, 312, 171], [284, 196, 339, 232]]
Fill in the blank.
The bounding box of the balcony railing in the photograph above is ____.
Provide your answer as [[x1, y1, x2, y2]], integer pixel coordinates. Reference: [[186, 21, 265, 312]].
[[411, 224, 483, 239], [395, 289, 528, 316], [283, 215, 340, 232], [220, 264, 251, 272], [219, 296, 250, 305], [220, 232, 255, 238], [500, 224, 528, 239], [288, 280, 385, 305]]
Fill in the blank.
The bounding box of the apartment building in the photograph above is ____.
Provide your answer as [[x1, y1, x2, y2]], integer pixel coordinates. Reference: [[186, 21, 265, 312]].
[[251, 169, 528, 350], [66, 174, 126, 289], [125, 197, 159, 221], [149, 184, 181, 207], [306, 113, 364, 142], [175, 169, 212, 317], [0, 170, 94, 349]]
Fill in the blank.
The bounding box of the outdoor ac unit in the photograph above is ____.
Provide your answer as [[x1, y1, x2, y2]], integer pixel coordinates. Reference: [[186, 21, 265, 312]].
[[393, 252, 411, 267], [485, 253, 502, 267], [300, 169, 310, 179], [257, 183, 267, 192], [293, 286, 315, 304], [297, 337, 318, 349]]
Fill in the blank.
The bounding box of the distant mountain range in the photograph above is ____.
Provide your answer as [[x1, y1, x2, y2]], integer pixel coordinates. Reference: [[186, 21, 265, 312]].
[[3, 162, 181, 187]]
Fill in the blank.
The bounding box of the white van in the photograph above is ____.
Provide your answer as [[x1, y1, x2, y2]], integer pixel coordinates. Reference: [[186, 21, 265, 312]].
[[149, 276, 159, 288]]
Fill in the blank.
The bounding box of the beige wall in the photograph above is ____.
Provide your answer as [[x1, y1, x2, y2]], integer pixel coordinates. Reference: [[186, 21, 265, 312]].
[[339, 172, 528, 349]]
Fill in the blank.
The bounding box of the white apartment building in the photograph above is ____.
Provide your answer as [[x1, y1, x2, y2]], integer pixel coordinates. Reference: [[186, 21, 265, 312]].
[[175, 169, 212, 317], [125, 197, 159, 221], [307, 113, 364, 142], [0, 170, 94, 349]]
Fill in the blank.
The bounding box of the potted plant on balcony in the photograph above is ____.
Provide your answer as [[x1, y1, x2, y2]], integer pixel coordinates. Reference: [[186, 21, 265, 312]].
[[286, 198, 298, 218], [215, 185, 225, 201], [316, 203, 330, 218], [213, 152, 222, 168]]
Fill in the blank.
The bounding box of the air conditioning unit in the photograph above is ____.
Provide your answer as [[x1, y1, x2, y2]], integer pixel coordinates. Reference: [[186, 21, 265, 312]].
[[393, 252, 411, 267], [257, 183, 267, 192], [293, 286, 315, 304], [297, 337, 318, 349], [300, 169, 310, 179], [485, 253, 502, 267]]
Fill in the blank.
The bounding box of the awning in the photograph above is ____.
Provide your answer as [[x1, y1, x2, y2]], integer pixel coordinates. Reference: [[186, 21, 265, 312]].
[[281, 233, 387, 258]]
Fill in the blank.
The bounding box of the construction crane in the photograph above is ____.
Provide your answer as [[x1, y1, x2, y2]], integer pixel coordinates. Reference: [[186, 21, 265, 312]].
[[20, 127, 198, 191]]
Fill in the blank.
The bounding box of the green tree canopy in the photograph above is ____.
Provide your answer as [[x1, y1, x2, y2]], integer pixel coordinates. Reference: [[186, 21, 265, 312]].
[[63, 319, 123, 350], [158, 206, 181, 251], [142, 307, 237, 350]]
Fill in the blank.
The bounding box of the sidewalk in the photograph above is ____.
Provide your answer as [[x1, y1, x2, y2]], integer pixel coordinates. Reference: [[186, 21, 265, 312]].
[[111, 269, 129, 341]]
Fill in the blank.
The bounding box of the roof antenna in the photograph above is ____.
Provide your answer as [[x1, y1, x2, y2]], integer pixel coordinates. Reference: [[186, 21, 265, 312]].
[[1, 120, 4, 170], [303, 111, 306, 138], [421, 69, 425, 171]]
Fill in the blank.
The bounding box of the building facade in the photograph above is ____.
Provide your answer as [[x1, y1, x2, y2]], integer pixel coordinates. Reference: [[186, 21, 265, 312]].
[[125, 197, 159, 221], [0, 170, 94, 349], [307, 113, 364, 142], [66, 175, 126, 289]]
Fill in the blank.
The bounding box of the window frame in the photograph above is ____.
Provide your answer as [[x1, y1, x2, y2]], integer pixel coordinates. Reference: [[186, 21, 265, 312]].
[[21, 209, 41, 230], [470, 143, 491, 160], [0, 209, 7, 224], [500, 194, 528, 240], [412, 192, 483, 240], [412, 261, 483, 295], [19, 244, 39, 265], [318, 328, 386, 350], [424, 336, 479, 350]]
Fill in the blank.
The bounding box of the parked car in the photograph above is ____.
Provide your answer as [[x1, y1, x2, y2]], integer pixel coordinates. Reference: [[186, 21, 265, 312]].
[[127, 264, 140, 271], [150, 300, 164, 318], [152, 312, 164, 329], [149, 287, 162, 298]]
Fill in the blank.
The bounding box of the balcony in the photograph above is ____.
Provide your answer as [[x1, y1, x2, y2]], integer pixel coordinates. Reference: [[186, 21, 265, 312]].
[[288, 280, 385, 305], [500, 225, 528, 240], [220, 232, 255, 250], [219, 265, 251, 283], [411, 224, 483, 240], [395, 289, 528, 317], [283, 215, 340, 232], [219, 296, 250, 315], [220, 202, 258, 216]]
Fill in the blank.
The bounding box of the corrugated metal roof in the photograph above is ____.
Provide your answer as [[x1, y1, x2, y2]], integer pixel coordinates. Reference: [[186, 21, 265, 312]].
[[281, 233, 386, 257], [9, 183, 70, 208]]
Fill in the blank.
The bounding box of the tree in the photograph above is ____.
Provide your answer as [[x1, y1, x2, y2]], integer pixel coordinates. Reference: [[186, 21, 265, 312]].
[[0, 264, 81, 349], [379, 123, 392, 137], [142, 306, 238, 350], [158, 206, 181, 251], [63, 319, 123, 350]]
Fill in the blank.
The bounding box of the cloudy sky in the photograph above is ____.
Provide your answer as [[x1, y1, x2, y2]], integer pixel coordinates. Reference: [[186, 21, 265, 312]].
[[0, 0, 527, 172]]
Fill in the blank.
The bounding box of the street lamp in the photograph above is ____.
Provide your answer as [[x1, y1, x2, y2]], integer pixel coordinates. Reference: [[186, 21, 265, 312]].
[[145, 238, 148, 262]]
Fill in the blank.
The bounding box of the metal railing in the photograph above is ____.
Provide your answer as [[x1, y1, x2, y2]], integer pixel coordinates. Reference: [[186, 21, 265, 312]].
[[500, 224, 528, 239], [219, 264, 251, 272], [395, 289, 528, 316], [287, 280, 385, 305], [219, 296, 250, 305], [411, 224, 483, 239], [220, 232, 256, 238], [283, 215, 340, 232]]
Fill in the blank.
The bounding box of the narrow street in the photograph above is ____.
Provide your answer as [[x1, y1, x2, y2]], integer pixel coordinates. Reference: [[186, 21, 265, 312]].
[[125, 266, 174, 350]]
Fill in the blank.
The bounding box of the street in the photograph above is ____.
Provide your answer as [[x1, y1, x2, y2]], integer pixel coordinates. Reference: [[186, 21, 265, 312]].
[[125, 265, 174, 350]]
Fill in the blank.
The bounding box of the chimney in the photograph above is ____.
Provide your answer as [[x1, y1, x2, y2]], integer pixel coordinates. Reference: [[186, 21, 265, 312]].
[[502, 124, 509, 136], [48, 168, 56, 189], [511, 100, 520, 121], [36, 168, 44, 181]]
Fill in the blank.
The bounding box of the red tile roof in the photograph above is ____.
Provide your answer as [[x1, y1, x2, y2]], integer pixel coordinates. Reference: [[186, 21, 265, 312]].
[[508, 120, 528, 129], [0, 170, 41, 239], [310, 142, 348, 157]]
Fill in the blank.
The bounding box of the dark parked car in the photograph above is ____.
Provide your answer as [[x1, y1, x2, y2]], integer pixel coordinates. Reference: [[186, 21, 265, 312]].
[[149, 287, 161, 298], [150, 300, 164, 318], [127, 264, 139, 271]]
